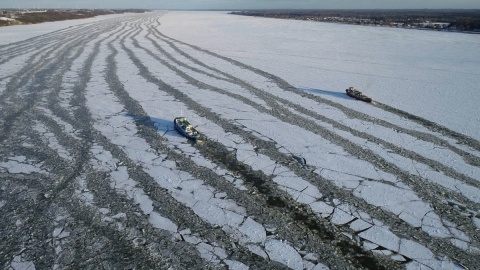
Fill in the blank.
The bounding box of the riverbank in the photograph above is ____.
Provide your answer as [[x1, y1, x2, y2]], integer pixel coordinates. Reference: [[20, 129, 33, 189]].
[[0, 9, 149, 27], [230, 9, 480, 33]]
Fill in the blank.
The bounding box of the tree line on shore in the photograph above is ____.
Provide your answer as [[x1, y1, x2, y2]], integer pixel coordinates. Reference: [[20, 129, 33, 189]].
[[0, 9, 149, 27], [230, 9, 480, 32]]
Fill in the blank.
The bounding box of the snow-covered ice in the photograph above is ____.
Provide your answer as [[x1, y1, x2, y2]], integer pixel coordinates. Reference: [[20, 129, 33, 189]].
[[0, 10, 479, 270]]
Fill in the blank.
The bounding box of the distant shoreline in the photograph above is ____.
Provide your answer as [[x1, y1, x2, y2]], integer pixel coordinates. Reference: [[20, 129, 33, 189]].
[[229, 9, 480, 34], [2, 9, 479, 34], [0, 9, 150, 27]]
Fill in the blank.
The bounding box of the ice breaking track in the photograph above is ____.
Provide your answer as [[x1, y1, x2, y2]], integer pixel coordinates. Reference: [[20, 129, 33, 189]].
[[1, 12, 479, 270]]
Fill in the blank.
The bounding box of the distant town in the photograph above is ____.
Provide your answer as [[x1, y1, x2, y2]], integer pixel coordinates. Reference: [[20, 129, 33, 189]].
[[230, 9, 480, 33], [0, 9, 149, 27]]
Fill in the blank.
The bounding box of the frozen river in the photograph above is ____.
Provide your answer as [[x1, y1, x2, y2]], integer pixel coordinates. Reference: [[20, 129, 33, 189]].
[[0, 11, 479, 270]]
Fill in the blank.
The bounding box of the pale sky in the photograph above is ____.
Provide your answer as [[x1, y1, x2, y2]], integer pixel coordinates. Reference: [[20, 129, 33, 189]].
[[1, 0, 479, 10]]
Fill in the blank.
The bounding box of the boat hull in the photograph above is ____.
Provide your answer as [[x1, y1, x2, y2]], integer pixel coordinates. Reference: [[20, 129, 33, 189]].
[[174, 117, 200, 140], [346, 89, 372, 102]]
